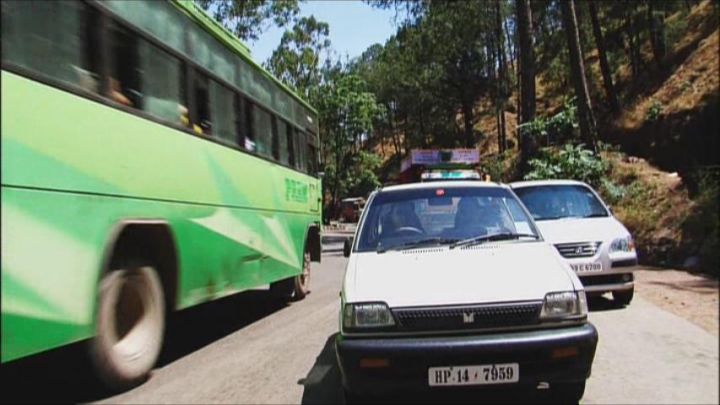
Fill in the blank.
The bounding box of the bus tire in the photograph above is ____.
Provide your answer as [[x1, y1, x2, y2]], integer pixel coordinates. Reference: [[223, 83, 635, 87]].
[[90, 264, 165, 390], [270, 249, 311, 301], [293, 250, 311, 300]]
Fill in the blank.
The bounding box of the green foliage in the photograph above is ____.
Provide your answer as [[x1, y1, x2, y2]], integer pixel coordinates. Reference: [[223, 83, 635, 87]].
[[313, 72, 384, 205], [682, 170, 720, 275], [646, 99, 663, 122], [524, 144, 607, 187], [265, 16, 331, 99], [196, 0, 300, 41], [598, 177, 626, 205], [517, 98, 579, 145], [480, 151, 521, 183]]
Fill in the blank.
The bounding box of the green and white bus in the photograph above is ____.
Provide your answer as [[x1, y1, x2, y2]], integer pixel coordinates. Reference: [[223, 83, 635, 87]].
[[1, 0, 322, 388]]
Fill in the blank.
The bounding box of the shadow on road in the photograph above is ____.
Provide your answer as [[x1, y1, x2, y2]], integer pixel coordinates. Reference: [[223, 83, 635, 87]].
[[587, 294, 626, 312], [300, 334, 344, 404], [1, 289, 289, 404], [299, 334, 572, 405]]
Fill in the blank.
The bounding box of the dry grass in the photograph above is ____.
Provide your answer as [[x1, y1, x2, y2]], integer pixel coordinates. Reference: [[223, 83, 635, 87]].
[[604, 151, 697, 263], [616, 29, 719, 131]]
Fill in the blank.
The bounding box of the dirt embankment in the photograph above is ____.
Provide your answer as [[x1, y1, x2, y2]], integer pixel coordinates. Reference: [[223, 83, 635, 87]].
[[608, 1, 719, 183]]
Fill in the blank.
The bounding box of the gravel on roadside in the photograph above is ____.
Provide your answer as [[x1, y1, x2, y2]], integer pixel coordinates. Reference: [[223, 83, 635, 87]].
[[633, 267, 719, 336]]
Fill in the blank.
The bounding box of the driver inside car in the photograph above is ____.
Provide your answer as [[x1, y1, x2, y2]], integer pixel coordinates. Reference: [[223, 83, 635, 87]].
[[381, 202, 424, 238]]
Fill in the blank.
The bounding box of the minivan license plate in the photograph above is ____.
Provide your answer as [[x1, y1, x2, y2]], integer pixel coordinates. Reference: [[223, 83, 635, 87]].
[[428, 363, 519, 386], [571, 262, 602, 272]]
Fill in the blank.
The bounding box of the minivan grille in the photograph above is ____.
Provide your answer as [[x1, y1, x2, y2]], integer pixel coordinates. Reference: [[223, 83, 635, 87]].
[[555, 241, 602, 258], [392, 302, 542, 332]]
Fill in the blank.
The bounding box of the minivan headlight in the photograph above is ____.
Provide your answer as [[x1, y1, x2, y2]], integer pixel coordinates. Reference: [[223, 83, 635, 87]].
[[540, 291, 587, 320], [343, 302, 396, 330], [610, 236, 635, 252]]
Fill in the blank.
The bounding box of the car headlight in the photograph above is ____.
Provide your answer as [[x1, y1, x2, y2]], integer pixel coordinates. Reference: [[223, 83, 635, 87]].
[[610, 236, 635, 252], [540, 291, 587, 320], [343, 302, 395, 330]]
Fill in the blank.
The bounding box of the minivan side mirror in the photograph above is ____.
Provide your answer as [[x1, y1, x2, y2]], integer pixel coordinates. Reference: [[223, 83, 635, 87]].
[[608, 205, 614, 215], [343, 236, 354, 257]]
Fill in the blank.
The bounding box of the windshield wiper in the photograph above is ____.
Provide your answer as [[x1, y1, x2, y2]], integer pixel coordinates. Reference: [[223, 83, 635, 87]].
[[377, 237, 459, 253], [582, 213, 608, 218], [450, 232, 539, 249]]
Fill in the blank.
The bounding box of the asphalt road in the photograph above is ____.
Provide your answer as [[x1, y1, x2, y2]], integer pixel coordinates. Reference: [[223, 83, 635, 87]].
[[2, 241, 718, 404]]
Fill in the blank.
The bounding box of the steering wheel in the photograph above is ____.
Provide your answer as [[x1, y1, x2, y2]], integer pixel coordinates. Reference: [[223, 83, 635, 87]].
[[393, 226, 424, 235]]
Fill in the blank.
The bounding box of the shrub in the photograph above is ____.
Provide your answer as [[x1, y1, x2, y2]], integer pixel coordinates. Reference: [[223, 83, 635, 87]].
[[517, 98, 579, 147], [646, 99, 663, 122], [524, 144, 608, 188], [682, 170, 720, 275], [599, 177, 627, 205]]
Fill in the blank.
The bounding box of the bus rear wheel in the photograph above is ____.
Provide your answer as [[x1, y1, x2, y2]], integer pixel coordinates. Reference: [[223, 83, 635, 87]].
[[90, 264, 165, 390], [270, 249, 311, 301]]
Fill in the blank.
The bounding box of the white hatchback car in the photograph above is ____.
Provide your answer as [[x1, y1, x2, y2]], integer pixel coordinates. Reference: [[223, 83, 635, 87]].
[[511, 180, 638, 306], [336, 181, 598, 403]]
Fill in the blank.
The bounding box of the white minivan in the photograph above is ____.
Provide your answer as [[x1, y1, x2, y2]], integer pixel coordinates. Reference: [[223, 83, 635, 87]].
[[511, 180, 638, 306], [337, 181, 598, 403]]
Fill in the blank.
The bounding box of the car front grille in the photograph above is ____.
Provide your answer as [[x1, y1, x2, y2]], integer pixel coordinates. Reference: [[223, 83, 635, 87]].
[[555, 241, 602, 258], [392, 302, 542, 332]]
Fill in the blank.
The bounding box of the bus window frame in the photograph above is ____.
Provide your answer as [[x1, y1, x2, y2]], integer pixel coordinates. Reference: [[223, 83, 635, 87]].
[[2, 0, 320, 178]]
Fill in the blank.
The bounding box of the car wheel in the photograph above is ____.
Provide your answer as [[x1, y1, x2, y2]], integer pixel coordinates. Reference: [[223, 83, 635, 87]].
[[551, 381, 586, 404], [613, 287, 634, 307], [89, 265, 165, 390]]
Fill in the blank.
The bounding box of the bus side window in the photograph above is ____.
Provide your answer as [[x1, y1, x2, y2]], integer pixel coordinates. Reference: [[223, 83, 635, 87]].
[[138, 40, 185, 125], [109, 22, 141, 108], [295, 130, 307, 172], [286, 125, 296, 168], [271, 116, 280, 161], [244, 100, 256, 151], [209, 79, 236, 145], [1, 1, 100, 94], [193, 72, 211, 135], [251, 105, 274, 159], [307, 142, 318, 175], [235, 94, 246, 148], [276, 119, 290, 165]]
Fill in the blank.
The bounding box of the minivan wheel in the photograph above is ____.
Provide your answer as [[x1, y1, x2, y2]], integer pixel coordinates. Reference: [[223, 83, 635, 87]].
[[90, 265, 165, 390], [613, 287, 634, 307]]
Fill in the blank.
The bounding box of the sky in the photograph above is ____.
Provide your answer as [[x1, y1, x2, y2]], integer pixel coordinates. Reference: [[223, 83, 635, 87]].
[[247, 0, 398, 65]]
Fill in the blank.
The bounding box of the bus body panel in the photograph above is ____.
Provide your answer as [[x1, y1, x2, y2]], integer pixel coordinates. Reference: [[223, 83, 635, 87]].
[[1, 71, 321, 362]]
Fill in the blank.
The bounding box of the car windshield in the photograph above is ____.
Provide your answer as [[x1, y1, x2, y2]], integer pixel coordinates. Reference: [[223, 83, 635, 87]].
[[356, 186, 540, 253], [513, 185, 609, 221]]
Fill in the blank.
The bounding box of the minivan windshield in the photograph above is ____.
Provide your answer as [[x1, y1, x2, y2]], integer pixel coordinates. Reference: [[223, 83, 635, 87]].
[[356, 186, 539, 253], [513, 185, 609, 221]]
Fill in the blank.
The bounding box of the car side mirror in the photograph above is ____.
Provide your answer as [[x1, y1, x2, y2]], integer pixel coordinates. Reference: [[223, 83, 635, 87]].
[[343, 237, 354, 258], [608, 206, 614, 215]]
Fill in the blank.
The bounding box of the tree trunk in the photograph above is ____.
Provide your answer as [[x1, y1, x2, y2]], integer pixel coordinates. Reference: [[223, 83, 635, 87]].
[[516, 0, 536, 168], [496, 0, 507, 153], [461, 100, 475, 148], [589, 0, 621, 114], [648, 1, 667, 72], [560, 0, 598, 153], [516, 0, 536, 124]]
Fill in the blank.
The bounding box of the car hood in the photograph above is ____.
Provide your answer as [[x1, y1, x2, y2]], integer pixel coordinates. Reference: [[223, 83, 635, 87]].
[[344, 242, 576, 308], [534, 217, 629, 244]]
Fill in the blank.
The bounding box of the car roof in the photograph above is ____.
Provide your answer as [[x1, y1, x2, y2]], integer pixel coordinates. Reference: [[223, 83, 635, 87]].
[[379, 180, 510, 193], [509, 179, 591, 189]]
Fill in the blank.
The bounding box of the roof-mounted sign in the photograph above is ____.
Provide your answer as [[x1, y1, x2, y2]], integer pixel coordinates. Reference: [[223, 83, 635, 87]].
[[401, 149, 480, 172]]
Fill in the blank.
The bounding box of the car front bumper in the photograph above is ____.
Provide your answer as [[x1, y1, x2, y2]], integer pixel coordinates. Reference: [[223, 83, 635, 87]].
[[580, 260, 637, 294], [336, 323, 598, 396]]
